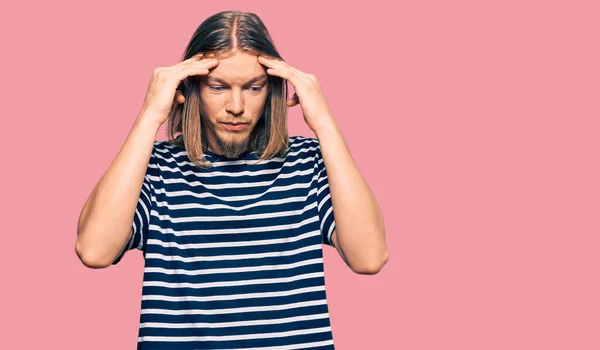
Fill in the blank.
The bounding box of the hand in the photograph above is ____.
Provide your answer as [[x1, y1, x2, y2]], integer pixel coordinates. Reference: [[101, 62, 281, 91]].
[[258, 55, 336, 134], [139, 53, 219, 126]]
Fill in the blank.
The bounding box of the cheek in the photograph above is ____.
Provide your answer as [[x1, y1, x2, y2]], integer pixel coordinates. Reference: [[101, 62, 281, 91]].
[[249, 94, 269, 115], [200, 92, 225, 115]]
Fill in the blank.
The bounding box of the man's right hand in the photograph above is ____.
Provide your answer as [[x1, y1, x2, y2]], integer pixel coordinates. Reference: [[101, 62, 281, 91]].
[[138, 53, 219, 126]]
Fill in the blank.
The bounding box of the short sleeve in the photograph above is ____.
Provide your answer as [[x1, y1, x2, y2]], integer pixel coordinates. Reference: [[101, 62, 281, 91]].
[[314, 140, 337, 247], [112, 150, 156, 265]]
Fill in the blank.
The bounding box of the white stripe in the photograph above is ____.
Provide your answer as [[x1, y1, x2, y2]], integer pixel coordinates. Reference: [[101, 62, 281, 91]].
[[327, 221, 336, 243], [153, 188, 317, 210], [317, 192, 331, 212], [148, 168, 316, 190], [317, 181, 329, 198], [151, 201, 317, 223], [141, 299, 327, 316], [140, 312, 329, 329], [149, 216, 318, 236], [318, 176, 327, 185], [127, 222, 136, 251], [134, 210, 145, 250], [138, 326, 331, 342], [291, 137, 318, 146], [142, 271, 324, 289], [152, 154, 316, 178], [146, 230, 319, 250], [141, 181, 152, 200], [155, 145, 319, 169], [136, 195, 151, 250], [158, 136, 317, 160], [320, 206, 334, 235], [144, 258, 323, 276], [146, 244, 321, 263], [317, 182, 328, 195], [142, 285, 325, 303]]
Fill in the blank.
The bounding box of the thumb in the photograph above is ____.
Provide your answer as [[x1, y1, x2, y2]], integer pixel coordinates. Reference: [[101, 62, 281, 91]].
[[287, 92, 299, 107], [174, 90, 185, 104]]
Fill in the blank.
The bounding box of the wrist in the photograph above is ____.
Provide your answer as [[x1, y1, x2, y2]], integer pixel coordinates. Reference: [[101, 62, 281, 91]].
[[135, 110, 165, 131], [314, 118, 340, 139]]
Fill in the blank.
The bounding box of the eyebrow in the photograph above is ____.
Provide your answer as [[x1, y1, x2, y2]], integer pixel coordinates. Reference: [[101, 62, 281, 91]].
[[207, 74, 268, 85]]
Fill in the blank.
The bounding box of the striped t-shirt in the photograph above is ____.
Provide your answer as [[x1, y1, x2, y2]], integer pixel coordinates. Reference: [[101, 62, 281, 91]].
[[113, 135, 338, 349]]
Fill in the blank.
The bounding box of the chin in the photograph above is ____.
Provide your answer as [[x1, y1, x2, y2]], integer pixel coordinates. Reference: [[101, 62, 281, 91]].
[[216, 130, 250, 144], [220, 128, 250, 136]]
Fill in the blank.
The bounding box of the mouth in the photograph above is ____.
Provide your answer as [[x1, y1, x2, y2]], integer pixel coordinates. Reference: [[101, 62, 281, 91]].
[[221, 122, 250, 131]]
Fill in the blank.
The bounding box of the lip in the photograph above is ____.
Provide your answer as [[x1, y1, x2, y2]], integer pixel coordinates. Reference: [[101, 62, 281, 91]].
[[222, 122, 249, 131]]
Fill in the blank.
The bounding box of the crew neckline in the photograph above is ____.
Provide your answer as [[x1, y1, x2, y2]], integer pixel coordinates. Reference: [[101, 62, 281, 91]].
[[202, 148, 258, 161]]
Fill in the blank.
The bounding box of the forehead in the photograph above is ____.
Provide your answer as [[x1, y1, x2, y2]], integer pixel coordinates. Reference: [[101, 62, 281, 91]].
[[207, 50, 265, 83]]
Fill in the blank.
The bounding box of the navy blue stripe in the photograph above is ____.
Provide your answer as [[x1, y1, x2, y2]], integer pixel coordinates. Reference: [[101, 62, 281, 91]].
[[138, 330, 333, 350], [146, 232, 321, 257], [139, 304, 331, 325], [138, 317, 331, 338], [141, 290, 327, 312], [145, 248, 322, 270], [141, 276, 327, 299]]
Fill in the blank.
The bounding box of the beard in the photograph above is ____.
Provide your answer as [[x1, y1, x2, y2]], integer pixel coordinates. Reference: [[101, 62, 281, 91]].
[[215, 131, 250, 159], [200, 109, 257, 159]]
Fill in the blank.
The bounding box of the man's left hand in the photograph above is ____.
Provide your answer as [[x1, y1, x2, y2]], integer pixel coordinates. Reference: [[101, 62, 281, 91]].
[[258, 55, 336, 134]]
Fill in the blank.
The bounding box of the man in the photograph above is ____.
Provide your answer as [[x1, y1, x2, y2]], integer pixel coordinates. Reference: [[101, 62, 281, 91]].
[[76, 10, 388, 349]]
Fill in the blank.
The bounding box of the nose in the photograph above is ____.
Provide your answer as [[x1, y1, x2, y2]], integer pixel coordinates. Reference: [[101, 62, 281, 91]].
[[226, 88, 245, 116]]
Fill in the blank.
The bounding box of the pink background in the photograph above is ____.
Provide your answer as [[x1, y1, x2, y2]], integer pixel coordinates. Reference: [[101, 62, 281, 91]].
[[2, 0, 599, 349]]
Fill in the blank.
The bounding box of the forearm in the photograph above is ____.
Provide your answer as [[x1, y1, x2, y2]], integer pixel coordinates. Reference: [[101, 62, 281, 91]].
[[75, 113, 161, 268], [315, 119, 388, 272]]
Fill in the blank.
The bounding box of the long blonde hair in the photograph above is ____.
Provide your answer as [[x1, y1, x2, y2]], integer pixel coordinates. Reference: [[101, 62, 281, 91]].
[[166, 11, 289, 168]]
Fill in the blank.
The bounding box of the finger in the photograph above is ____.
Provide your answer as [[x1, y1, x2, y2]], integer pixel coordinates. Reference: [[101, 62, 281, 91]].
[[175, 66, 211, 81], [266, 68, 298, 85], [172, 55, 216, 72], [174, 90, 185, 104], [287, 92, 300, 107], [278, 60, 303, 76], [259, 55, 304, 75], [258, 55, 285, 70], [199, 57, 220, 69], [173, 58, 219, 76], [176, 53, 204, 67], [260, 57, 300, 78], [175, 56, 218, 70]]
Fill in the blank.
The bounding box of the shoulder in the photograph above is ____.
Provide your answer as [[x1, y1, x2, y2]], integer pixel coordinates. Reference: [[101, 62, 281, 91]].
[[143, 140, 192, 173], [288, 135, 321, 154], [150, 139, 186, 159], [288, 136, 325, 167]]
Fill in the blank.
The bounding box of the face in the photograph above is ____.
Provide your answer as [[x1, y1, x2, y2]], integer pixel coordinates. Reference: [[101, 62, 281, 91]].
[[199, 50, 269, 158]]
